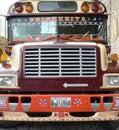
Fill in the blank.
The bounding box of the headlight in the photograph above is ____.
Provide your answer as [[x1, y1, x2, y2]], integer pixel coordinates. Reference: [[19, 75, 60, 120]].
[[104, 75, 119, 87], [0, 75, 17, 87]]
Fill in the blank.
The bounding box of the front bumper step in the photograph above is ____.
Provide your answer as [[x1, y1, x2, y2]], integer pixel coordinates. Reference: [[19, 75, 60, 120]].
[[0, 111, 119, 122]]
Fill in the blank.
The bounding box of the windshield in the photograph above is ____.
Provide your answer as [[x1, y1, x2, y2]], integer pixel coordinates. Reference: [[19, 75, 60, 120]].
[[9, 16, 107, 42]]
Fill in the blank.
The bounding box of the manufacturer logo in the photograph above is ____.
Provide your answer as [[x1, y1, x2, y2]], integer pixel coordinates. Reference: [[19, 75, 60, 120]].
[[63, 83, 88, 88]]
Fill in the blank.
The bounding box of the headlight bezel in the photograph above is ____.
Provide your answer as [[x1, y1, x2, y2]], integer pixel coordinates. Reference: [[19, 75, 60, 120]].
[[103, 74, 119, 88], [0, 75, 17, 88]]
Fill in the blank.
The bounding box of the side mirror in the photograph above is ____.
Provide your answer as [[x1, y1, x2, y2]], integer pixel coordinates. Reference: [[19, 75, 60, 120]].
[[111, 12, 119, 41]]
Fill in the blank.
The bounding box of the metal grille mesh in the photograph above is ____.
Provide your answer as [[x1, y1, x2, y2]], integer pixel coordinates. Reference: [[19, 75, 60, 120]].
[[24, 47, 96, 77]]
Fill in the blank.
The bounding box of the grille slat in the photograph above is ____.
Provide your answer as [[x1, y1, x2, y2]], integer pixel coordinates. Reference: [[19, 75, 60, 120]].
[[24, 48, 97, 77]]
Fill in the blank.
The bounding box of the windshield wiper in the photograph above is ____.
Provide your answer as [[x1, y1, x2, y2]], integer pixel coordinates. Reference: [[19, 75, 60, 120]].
[[27, 33, 33, 38], [82, 31, 90, 37]]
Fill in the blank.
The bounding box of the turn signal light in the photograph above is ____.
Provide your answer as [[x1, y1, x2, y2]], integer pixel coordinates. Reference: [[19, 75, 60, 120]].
[[81, 3, 89, 12], [92, 4, 99, 12], [15, 4, 23, 13], [110, 53, 118, 64], [1, 52, 8, 63], [0, 49, 9, 63], [25, 4, 33, 13]]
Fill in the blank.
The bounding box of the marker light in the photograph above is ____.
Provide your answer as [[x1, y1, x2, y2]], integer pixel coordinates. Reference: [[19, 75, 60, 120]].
[[15, 4, 23, 13], [81, 3, 89, 12], [92, 4, 99, 12], [25, 4, 33, 13], [110, 53, 118, 63]]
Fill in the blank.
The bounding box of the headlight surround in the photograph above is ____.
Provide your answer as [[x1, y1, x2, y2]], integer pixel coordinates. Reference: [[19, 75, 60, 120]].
[[104, 75, 119, 87], [0, 75, 17, 87]]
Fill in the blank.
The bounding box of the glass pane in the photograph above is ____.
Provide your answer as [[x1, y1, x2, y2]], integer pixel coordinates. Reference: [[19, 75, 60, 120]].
[[38, 1, 77, 12], [10, 17, 57, 42], [58, 16, 107, 41]]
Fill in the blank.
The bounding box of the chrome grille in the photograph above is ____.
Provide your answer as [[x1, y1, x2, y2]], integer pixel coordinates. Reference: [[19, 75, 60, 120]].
[[24, 48, 97, 77]]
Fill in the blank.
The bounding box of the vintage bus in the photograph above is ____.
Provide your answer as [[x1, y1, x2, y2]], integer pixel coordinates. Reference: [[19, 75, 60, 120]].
[[0, 0, 119, 122]]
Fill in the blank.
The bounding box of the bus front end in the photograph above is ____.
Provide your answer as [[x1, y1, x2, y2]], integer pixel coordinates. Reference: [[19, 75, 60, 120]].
[[0, 0, 119, 121]]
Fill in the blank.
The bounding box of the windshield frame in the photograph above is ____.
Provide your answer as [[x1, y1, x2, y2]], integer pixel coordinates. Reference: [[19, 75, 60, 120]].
[[7, 15, 107, 44]]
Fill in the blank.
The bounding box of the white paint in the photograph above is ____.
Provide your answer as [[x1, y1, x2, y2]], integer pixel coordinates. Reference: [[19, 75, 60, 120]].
[[0, 0, 17, 15]]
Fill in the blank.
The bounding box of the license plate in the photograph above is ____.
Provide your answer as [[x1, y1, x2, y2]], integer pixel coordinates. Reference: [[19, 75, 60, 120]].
[[51, 97, 71, 108]]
